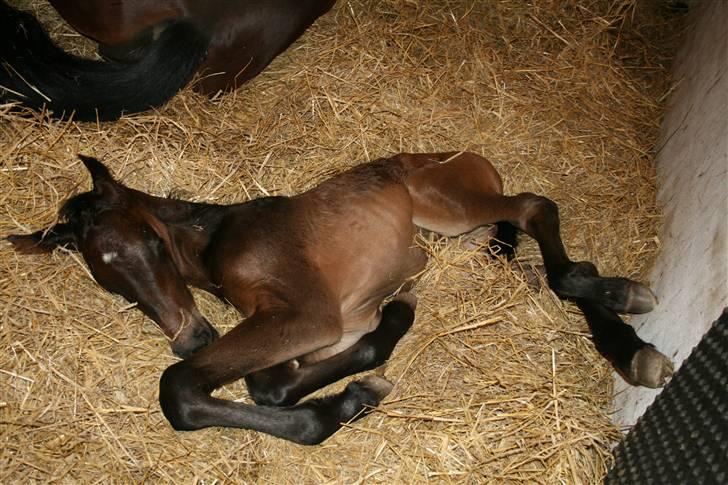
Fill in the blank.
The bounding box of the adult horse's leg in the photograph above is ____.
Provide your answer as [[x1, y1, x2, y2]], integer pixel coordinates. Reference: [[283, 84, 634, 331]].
[[245, 294, 416, 406], [195, 0, 337, 94], [401, 152, 673, 388], [159, 303, 394, 444]]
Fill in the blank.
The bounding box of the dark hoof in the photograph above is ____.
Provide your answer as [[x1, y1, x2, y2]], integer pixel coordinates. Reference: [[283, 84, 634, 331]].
[[629, 346, 674, 388], [624, 283, 658, 314], [596, 278, 658, 314]]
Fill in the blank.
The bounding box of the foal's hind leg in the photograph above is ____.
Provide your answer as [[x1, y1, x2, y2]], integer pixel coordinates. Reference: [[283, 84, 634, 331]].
[[497, 194, 657, 314], [245, 294, 417, 406], [402, 153, 673, 387]]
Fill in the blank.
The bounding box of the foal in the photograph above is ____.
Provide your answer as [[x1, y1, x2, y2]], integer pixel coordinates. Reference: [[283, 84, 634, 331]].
[[8, 153, 673, 444]]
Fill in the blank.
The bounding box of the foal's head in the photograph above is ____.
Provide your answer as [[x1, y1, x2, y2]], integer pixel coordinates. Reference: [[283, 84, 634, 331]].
[[8, 156, 218, 357]]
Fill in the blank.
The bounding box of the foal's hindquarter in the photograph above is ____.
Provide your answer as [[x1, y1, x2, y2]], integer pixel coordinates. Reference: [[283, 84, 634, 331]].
[[9, 152, 674, 445]]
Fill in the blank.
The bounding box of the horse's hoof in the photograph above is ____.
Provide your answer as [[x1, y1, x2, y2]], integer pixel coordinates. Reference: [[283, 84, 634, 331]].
[[358, 375, 394, 401], [623, 283, 658, 314], [630, 346, 674, 388], [595, 278, 657, 314]]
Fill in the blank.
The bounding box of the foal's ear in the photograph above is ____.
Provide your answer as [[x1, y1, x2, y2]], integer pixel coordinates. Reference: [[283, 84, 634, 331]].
[[78, 154, 120, 196], [139, 209, 186, 270], [7, 223, 77, 254]]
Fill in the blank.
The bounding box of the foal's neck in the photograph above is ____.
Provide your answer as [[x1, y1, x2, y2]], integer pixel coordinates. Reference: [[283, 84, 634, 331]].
[[130, 187, 221, 225], [135, 190, 228, 288]]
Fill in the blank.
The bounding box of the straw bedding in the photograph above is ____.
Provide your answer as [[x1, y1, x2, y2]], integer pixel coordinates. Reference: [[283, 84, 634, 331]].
[[1, 0, 684, 482]]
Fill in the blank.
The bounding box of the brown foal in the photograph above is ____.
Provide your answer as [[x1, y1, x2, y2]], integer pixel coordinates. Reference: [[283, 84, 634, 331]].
[[8, 152, 673, 444]]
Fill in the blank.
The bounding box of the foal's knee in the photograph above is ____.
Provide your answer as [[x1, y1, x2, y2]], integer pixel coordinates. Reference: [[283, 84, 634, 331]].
[[245, 362, 302, 407], [159, 362, 204, 431], [247, 384, 294, 407]]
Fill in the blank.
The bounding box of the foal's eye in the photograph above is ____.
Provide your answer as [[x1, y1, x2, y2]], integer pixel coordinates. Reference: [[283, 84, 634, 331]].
[[150, 238, 165, 257], [141, 227, 165, 257]]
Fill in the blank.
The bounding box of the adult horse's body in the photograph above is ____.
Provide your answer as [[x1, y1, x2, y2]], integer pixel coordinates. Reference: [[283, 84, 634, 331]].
[[8, 152, 673, 444], [0, 0, 335, 121]]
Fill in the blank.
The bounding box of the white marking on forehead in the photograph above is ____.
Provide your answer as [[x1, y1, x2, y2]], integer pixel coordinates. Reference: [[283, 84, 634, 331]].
[[102, 251, 118, 263]]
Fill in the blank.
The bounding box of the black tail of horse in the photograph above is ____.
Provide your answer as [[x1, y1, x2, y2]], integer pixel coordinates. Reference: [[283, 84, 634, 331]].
[[0, 1, 209, 121]]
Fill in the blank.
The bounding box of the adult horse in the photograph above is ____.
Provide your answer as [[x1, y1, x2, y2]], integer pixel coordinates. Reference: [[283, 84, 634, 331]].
[[0, 0, 335, 121], [7, 152, 674, 444]]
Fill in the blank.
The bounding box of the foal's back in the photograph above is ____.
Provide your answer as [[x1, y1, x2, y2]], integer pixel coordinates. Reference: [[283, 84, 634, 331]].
[[302, 161, 422, 299]]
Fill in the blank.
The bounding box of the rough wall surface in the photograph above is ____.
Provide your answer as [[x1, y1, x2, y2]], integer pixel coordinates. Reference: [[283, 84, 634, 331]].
[[613, 1, 728, 426]]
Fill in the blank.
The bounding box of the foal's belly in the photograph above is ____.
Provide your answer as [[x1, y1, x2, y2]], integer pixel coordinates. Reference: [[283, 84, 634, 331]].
[[300, 242, 426, 364], [297, 183, 427, 363]]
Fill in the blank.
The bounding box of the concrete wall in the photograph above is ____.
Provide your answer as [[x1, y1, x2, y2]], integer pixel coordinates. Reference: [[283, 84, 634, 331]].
[[613, 1, 728, 426]]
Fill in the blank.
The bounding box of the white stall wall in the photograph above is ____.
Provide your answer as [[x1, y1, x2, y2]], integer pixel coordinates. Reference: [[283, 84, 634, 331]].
[[613, 1, 728, 427]]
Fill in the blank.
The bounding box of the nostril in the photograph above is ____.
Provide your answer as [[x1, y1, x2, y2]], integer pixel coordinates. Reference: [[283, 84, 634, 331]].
[[194, 322, 218, 344], [170, 320, 218, 358], [171, 343, 194, 359]]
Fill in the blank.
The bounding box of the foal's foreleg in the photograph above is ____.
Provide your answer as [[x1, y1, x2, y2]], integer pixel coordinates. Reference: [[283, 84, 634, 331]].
[[245, 294, 417, 406], [159, 306, 395, 444]]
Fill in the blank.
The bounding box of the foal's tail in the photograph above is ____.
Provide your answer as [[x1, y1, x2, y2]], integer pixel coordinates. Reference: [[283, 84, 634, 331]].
[[0, 0, 209, 121]]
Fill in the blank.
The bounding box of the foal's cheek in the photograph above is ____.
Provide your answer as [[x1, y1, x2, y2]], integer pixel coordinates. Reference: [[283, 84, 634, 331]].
[[84, 254, 118, 292]]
